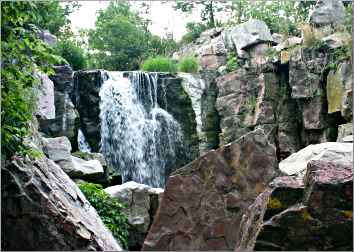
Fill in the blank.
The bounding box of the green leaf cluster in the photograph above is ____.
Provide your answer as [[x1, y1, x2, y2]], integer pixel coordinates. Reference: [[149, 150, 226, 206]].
[[54, 39, 87, 70], [78, 182, 129, 249], [180, 22, 209, 44], [226, 52, 239, 73], [1, 1, 61, 159]]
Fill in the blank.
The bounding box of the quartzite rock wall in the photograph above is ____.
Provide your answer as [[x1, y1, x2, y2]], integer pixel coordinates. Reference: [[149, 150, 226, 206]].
[[142, 129, 278, 250], [1, 156, 122, 251]]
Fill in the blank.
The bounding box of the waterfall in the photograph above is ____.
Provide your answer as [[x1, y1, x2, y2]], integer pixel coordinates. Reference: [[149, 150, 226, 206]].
[[78, 129, 91, 153], [99, 71, 184, 187]]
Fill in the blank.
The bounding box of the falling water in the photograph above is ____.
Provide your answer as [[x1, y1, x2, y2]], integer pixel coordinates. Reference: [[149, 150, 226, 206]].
[[99, 71, 184, 187], [78, 129, 92, 153]]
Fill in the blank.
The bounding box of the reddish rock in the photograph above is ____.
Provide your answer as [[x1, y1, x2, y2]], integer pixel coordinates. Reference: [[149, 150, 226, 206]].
[[236, 152, 353, 251], [142, 129, 278, 250]]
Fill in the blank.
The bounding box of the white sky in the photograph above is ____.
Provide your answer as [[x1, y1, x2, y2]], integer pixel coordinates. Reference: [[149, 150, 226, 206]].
[[67, 1, 202, 41]]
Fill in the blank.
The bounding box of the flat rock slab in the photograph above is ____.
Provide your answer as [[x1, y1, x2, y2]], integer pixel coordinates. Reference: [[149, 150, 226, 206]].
[[142, 129, 278, 250], [1, 156, 121, 251]]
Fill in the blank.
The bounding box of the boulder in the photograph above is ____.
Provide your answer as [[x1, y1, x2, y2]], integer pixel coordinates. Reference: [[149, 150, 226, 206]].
[[322, 32, 352, 49], [224, 19, 275, 56], [50, 65, 75, 93], [274, 36, 302, 52], [236, 154, 353, 251], [34, 71, 55, 120], [43, 137, 105, 181], [1, 156, 121, 250], [337, 123, 353, 142], [142, 129, 278, 250], [279, 142, 353, 178], [37, 29, 58, 46], [105, 181, 163, 250], [309, 0, 346, 27], [43, 136, 72, 162]]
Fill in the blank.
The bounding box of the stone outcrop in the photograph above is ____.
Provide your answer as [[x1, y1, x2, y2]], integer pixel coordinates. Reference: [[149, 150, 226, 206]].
[[34, 71, 55, 120], [1, 156, 122, 251], [337, 123, 353, 142], [309, 0, 346, 27], [105, 181, 163, 250], [39, 65, 79, 150], [236, 143, 353, 251], [42, 136, 106, 182], [279, 142, 353, 178], [142, 129, 278, 250], [37, 29, 58, 46]]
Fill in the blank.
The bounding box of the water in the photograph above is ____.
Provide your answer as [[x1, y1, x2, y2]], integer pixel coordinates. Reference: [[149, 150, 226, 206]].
[[78, 128, 92, 153], [99, 71, 184, 187]]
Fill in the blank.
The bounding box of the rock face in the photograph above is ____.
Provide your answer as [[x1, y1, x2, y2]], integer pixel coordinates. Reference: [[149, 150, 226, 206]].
[[337, 123, 353, 142], [42, 136, 105, 182], [236, 143, 353, 251], [1, 156, 122, 251], [309, 0, 346, 27], [105, 181, 163, 250], [34, 71, 55, 120], [37, 29, 58, 46], [39, 65, 79, 150], [224, 19, 275, 56], [142, 129, 278, 250], [279, 142, 353, 178]]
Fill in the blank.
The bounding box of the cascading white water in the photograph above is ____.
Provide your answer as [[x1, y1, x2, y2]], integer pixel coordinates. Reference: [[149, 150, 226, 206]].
[[77, 128, 92, 153], [99, 71, 184, 187]]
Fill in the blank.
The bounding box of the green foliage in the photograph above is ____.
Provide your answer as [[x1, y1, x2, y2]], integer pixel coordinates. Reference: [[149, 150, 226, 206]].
[[147, 35, 179, 57], [180, 22, 208, 44], [229, 0, 315, 36], [174, 0, 225, 28], [141, 56, 177, 72], [78, 182, 129, 249], [1, 1, 60, 159], [54, 39, 87, 70], [226, 52, 239, 73], [178, 56, 199, 73]]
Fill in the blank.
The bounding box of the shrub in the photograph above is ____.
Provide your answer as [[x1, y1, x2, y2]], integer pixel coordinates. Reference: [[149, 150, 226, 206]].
[[180, 22, 208, 44], [302, 24, 325, 48], [54, 39, 87, 70], [226, 52, 239, 73], [178, 56, 199, 73], [78, 182, 129, 249], [141, 56, 177, 72]]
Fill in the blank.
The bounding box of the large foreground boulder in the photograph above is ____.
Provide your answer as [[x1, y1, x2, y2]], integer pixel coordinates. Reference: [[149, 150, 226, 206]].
[[142, 129, 278, 250], [105, 181, 163, 250], [236, 144, 353, 251], [1, 156, 121, 250]]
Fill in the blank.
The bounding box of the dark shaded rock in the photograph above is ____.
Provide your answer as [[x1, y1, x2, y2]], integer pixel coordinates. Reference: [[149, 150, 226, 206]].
[[1, 156, 121, 250], [105, 181, 163, 250], [236, 144, 353, 251], [142, 129, 278, 250], [38, 65, 79, 150]]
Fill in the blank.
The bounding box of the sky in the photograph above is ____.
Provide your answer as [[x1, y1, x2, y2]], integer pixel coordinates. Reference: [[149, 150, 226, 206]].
[[67, 1, 202, 41]]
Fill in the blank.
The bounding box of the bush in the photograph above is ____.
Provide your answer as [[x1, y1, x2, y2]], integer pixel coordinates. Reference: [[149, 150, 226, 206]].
[[178, 56, 199, 73], [55, 39, 87, 70], [226, 52, 239, 73], [301, 24, 325, 48], [141, 56, 177, 72], [78, 182, 129, 249]]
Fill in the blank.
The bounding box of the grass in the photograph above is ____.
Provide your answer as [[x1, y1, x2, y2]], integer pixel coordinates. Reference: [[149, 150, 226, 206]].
[[141, 56, 177, 72], [178, 56, 199, 73]]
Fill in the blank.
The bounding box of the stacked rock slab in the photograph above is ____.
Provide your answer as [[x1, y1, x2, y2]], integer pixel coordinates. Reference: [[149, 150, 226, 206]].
[[105, 181, 164, 250], [1, 156, 121, 251], [142, 129, 278, 250], [235, 142, 353, 251], [39, 65, 80, 150]]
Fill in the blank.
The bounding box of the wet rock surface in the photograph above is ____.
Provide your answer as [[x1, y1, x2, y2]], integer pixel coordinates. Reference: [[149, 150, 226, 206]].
[[142, 130, 278, 250], [1, 156, 122, 251]]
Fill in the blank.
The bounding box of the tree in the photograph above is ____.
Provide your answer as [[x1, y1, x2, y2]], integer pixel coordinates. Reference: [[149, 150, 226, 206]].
[[54, 38, 87, 70], [88, 1, 151, 70], [174, 0, 226, 28]]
